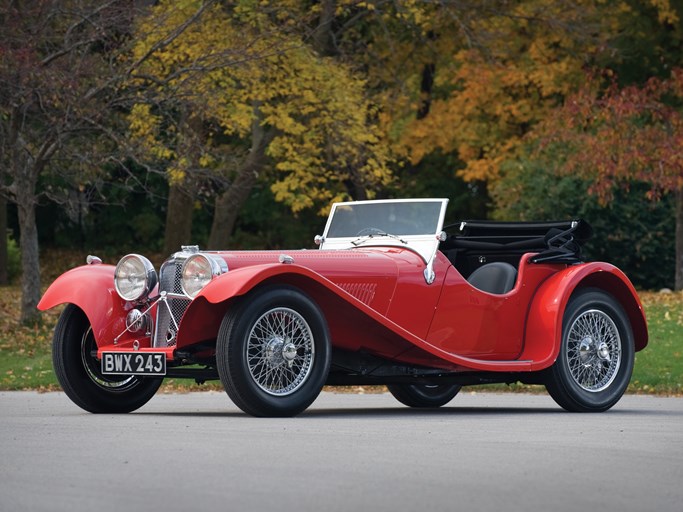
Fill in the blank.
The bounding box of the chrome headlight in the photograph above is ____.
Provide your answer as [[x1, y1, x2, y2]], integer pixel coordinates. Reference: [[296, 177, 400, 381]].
[[114, 254, 157, 302], [181, 254, 227, 298]]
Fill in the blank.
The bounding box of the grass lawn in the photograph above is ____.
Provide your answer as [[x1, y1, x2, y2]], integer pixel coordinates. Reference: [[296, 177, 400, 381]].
[[628, 291, 683, 394], [1, 258, 681, 394]]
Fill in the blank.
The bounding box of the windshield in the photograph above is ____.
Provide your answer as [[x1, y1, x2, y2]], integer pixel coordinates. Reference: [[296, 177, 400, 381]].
[[318, 199, 448, 273], [325, 200, 445, 239]]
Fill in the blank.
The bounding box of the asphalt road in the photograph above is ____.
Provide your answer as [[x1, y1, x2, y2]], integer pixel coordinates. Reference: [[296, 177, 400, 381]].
[[1, 390, 681, 512]]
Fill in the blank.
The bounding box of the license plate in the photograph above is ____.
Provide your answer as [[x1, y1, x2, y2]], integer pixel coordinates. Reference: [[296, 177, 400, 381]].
[[101, 352, 166, 376]]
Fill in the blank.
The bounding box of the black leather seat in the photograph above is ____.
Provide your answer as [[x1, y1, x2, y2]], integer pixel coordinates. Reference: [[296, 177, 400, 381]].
[[467, 262, 517, 294]]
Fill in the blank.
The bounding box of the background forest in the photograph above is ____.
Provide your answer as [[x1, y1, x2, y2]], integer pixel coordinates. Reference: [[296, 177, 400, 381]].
[[1, 0, 682, 325]]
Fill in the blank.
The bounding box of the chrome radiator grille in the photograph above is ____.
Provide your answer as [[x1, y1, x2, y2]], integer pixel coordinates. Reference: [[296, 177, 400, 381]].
[[153, 257, 191, 348]]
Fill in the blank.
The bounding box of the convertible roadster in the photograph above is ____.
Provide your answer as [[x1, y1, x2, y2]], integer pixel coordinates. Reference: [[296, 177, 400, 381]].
[[39, 198, 648, 416]]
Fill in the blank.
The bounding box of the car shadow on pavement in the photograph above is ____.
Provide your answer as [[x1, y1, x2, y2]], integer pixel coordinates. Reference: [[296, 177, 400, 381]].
[[131, 403, 672, 418], [133, 405, 565, 418], [303, 406, 566, 418]]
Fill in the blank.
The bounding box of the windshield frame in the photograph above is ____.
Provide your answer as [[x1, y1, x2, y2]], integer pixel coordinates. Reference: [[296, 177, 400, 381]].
[[318, 198, 449, 265]]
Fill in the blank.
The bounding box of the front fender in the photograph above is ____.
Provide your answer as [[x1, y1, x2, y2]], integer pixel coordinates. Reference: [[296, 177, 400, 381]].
[[176, 264, 352, 348], [38, 265, 128, 345], [522, 262, 648, 370], [199, 263, 337, 304]]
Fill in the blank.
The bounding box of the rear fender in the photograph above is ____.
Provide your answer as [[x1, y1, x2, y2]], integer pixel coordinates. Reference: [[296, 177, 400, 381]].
[[522, 262, 648, 370], [37, 265, 128, 345]]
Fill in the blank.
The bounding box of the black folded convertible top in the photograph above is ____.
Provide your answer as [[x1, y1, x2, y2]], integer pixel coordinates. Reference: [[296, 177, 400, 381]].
[[441, 219, 593, 272], [445, 219, 593, 243]]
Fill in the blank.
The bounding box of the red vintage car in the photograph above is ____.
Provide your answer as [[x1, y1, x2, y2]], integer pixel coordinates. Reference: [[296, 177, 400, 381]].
[[39, 198, 648, 416]]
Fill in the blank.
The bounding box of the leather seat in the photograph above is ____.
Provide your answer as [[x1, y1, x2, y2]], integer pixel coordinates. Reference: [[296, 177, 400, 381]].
[[467, 262, 517, 294]]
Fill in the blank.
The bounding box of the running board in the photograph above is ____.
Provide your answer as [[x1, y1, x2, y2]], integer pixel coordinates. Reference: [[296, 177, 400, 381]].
[[446, 356, 535, 372]]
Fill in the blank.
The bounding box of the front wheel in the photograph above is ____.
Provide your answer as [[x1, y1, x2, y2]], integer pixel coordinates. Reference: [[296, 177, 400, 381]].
[[387, 383, 461, 408], [545, 288, 635, 412], [52, 305, 162, 413], [216, 286, 331, 417]]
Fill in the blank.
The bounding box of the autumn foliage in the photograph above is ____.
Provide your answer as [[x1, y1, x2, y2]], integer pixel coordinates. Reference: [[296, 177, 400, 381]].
[[1, 0, 683, 326], [127, 1, 393, 215], [537, 70, 683, 202]]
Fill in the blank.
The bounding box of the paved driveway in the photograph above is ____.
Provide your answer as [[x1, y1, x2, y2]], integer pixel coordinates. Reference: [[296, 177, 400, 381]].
[[1, 391, 681, 512]]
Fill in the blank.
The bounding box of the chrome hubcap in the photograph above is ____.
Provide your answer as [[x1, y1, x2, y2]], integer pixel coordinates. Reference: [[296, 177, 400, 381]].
[[265, 338, 285, 364], [247, 307, 315, 396], [282, 342, 298, 367], [566, 309, 621, 392], [263, 338, 299, 369], [597, 341, 611, 361]]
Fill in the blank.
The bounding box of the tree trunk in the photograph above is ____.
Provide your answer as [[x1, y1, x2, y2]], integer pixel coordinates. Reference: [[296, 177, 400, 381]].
[[208, 168, 258, 249], [208, 106, 272, 249], [17, 193, 41, 324], [9, 104, 44, 323], [0, 195, 7, 285], [344, 174, 368, 201], [162, 108, 205, 254], [417, 31, 437, 120], [675, 186, 682, 291], [313, 0, 336, 56], [209, 137, 273, 249], [163, 183, 195, 254], [417, 62, 436, 120]]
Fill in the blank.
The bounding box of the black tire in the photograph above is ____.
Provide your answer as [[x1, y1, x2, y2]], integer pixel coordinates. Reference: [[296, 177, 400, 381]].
[[216, 285, 331, 417], [387, 383, 461, 408], [52, 305, 162, 413], [545, 288, 635, 412]]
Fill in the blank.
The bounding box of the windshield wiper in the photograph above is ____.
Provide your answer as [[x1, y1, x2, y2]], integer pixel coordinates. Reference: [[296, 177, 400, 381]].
[[351, 232, 408, 246]]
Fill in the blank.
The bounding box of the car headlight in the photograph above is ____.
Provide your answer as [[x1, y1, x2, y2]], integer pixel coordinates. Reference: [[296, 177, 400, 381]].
[[114, 254, 157, 302], [181, 254, 227, 298]]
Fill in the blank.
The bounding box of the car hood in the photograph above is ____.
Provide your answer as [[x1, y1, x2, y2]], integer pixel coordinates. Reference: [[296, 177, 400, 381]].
[[211, 247, 419, 313]]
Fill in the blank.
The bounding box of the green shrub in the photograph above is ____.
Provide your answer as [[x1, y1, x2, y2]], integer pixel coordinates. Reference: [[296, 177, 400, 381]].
[[492, 158, 675, 290], [6, 233, 21, 283]]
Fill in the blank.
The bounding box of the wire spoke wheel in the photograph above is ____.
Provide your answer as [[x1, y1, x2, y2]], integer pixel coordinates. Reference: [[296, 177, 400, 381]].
[[566, 309, 621, 392], [247, 307, 315, 396], [544, 289, 634, 413], [217, 286, 331, 417]]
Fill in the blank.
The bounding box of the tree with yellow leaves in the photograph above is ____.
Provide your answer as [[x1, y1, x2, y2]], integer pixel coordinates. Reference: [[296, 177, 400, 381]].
[[127, 0, 393, 249]]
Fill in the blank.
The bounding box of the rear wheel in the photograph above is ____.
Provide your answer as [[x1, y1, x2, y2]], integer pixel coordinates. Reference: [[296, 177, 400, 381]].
[[216, 286, 331, 417], [387, 383, 461, 408], [545, 289, 634, 412], [52, 305, 162, 413]]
